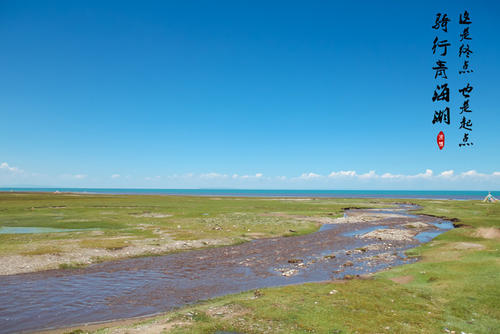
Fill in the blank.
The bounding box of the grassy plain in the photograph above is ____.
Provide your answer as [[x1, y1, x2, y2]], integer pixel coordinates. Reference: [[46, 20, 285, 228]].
[[0, 192, 392, 271], [0, 193, 498, 333], [143, 200, 498, 334]]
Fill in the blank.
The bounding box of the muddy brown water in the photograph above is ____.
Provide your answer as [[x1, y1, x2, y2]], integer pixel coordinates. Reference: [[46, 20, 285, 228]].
[[0, 207, 453, 334]]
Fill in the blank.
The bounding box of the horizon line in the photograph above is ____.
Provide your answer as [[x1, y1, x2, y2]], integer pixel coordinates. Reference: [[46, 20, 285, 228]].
[[0, 187, 498, 192]]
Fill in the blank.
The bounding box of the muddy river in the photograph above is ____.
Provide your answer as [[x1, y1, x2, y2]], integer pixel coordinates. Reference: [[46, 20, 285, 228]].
[[0, 206, 453, 334]]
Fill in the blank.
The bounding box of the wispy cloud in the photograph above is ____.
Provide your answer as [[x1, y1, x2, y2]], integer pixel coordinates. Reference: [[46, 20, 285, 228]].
[[298, 172, 322, 180], [52, 169, 500, 184], [200, 172, 228, 179], [3, 162, 500, 188], [381, 172, 403, 179], [329, 170, 356, 177], [60, 173, 87, 180], [0, 162, 22, 173], [238, 173, 265, 179], [358, 170, 377, 179]]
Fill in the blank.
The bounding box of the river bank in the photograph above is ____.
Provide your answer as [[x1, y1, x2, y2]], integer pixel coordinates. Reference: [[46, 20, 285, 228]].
[[0, 193, 408, 276]]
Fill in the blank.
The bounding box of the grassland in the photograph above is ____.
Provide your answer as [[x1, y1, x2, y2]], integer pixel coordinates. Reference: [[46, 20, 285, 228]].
[[0, 193, 498, 333], [0, 192, 393, 274]]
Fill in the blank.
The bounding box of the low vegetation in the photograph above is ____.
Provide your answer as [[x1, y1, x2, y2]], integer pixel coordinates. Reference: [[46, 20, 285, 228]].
[[1, 193, 498, 333], [0, 192, 391, 273], [81, 199, 499, 333]]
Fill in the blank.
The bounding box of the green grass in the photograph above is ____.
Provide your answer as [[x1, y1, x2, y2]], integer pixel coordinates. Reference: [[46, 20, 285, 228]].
[[0, 192, 389, 258], [74, 198, 498, 334], [1, 193, 498, 333], [20, 245, 62, 256], [58, 262, 88, 269]]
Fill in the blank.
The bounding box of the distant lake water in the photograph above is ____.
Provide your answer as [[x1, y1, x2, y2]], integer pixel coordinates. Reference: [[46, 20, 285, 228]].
[[0, 188, 495, 200]]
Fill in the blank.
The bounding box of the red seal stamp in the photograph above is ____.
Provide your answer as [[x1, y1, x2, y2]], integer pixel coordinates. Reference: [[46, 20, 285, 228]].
[[437, 131, 445, 150]]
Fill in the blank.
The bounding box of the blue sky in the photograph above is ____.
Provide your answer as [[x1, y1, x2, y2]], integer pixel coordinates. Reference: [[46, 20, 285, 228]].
[[1, 0, 499, 189]]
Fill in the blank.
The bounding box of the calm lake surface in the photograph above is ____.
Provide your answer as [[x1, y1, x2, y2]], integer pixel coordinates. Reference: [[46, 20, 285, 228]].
[[0, 188, 493, 200]]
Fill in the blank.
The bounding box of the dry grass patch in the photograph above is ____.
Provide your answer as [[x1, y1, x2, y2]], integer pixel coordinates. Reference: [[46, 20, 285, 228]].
[[475, 227, 500, 240], [389, 275, 414, 284], [20, 245, 62, 256]]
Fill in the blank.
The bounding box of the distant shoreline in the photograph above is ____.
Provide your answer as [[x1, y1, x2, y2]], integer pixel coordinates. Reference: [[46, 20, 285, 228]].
[[0, 188, 495, 200]]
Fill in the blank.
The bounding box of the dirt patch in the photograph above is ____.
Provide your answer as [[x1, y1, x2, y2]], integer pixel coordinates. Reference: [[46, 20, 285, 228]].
[[475, 227, 500, 240], [263, 198, 312, 201], [263, 213, 341, 224], [206, 304, 249, 320], [389, 275, 414, 284], [452, 242, 486, 250], [245, 232, 268, 238], [131, 212, 172, 218], [453, 223, 472, 228], [36, 316, 191, 334], [265, 211, 413, 225], [107, 319, 191, 334], [40, 305, 248, 334]]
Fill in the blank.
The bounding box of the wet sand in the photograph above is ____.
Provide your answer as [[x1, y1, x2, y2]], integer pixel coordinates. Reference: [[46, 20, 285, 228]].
[[0, 206, 452, 334]]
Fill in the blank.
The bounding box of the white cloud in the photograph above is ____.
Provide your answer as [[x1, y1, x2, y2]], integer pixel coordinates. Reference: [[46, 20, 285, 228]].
[[358, 170, 377, 179], [410, 169, 433, 179], [200, 172, 228, 179], [381, 172, 403, 179], [298, 172, 322, 180], [167, 173, 194, 179], [439, 170, 454, 177], [493, 172, 500, 177], [329, 170, 356, 177], [238, 173, 265, 179], [461, 170, 485, 177], [111, 174, 121, 179], [0, 162, 22, 173], [60, 173, 87, 179], [377, 169, 434, 180]]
